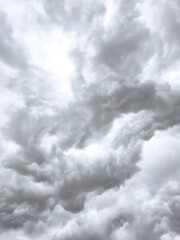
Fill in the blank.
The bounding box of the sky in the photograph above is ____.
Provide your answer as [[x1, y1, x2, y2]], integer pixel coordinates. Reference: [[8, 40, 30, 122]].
[[1, 0, 180, 239]]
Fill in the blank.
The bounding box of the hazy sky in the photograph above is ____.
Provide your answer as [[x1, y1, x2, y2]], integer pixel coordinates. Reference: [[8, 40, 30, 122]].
[[1, 1, 180, 240]]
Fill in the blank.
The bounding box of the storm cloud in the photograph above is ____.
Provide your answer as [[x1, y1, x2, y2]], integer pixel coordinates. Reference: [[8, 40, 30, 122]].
[[1, 0, 180, 239]]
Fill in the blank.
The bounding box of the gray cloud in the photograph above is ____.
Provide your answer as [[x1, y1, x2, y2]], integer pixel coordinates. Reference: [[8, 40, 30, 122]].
[[1, 0, 180, 240], [0, 10, 29, 69]]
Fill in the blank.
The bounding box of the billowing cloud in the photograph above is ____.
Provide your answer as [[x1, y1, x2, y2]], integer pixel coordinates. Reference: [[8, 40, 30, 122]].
[[1, 0, 180, 240]]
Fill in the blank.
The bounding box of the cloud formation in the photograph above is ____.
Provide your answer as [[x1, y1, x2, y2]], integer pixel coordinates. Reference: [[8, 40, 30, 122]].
[[1, 0, 180, 239]]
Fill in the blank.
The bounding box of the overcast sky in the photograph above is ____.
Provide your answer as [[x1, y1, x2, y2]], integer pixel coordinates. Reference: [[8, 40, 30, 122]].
[[1, 0, 180, 240]]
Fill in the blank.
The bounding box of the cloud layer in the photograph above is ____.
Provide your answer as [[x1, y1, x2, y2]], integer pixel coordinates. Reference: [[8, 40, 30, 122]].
[[1, 0, 180, 239]]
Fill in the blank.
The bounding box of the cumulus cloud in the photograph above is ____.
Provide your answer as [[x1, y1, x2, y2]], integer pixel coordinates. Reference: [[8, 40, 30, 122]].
[[1, 0, 180, 239]]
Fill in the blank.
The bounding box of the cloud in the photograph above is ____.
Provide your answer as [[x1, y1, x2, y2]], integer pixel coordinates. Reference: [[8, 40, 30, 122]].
[[0, 10, 28, 69], [1, 0, 180, 240]]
